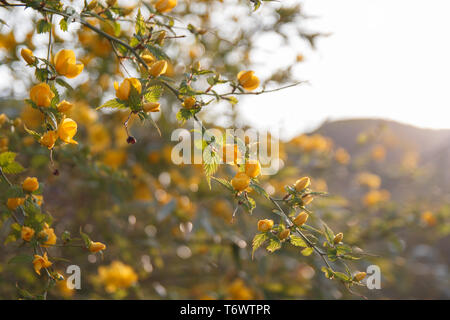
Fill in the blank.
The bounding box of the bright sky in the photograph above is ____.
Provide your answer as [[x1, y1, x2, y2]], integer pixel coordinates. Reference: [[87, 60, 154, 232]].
[[239, 0, 450, 140]]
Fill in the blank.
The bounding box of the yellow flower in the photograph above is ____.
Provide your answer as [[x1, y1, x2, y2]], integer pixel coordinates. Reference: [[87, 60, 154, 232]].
[[143, 102, 160, 113], [371, 145, 386, 161], [357, 172, 381, 189], [40, 130, 58, 149], [293, 212, 308, 227], [89, 241, 106, 253], [21, 48, 35, 65], [7, 197, 24, 210], [88, 124, 111, 153], [363, 189, 390, 206], [21, 226, 35, 242], [353, 272, 366, 282], [113, 78, 142, 100], [335, 148, 350, 165], [39, 223, 57, 247], [30, 83, 55, 107], [141, 52, 155, 64], [257, 219, 274, 232], [227, 279, 254, 300], [32, 252, 52, 275], [0, 113, 8, 126], [245, 161, 261, 178], [54, 49, 84, 78], [149, 60, 168, 77], [21, 104, 44, 129], [421, 211, 437, 227], [98, 261, 138, 293], [57, 100, 74, 113], [58, 118, 78, 144], [333, 232, 343, 244], [102, 149, 127, 169], [181, 96, 196, 109], [278, 229, 290, 240], [237, 70, 260, 91], [155, 0, 177, 13], [294, 177, 310, 192], [22, 177, 39, 192], [231, 172, 250, 192]]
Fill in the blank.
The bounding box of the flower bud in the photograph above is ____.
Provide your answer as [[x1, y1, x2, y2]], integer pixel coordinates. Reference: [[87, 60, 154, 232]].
[[58, 118, 78, 144], [57, 100, 73, 113], [89, 241, 106, 253], [237, 70, 260, 91], [354, 272, 366, 282], [149, 60, 168, 77], [155, 0, 177, 13], [54, 49, 84, 78], [302, 194, 314, 205], [40, 130, 58, 149], [257, 219, 274, 232], [333, 232, 343, 244], [294, 177, 310, 192], [293, 212, 308, 227], [21, 48, 35, 65], [231, 172, 250, 192], [278, 229, 290, 240], [22, 177, 39, 192], [156, 30, 166, 46], [182, 96, 196, 109], [245, 161, 261, 178], [143, 101, 160, 113], [7, 197, 25, 210], [21, 226, 35, 242], [30, 83, 55, 107]]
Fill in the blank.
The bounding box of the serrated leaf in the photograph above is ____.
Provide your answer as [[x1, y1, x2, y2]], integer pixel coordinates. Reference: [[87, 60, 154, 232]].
[[252, 233, 268, 259], [211, 177, 234, 192], [266, 238, 282, 253], [0, 152, 16, 166], [290, 235, 307, 247], [2, 162, 25, 174], [322, 222, 335, 244], [144, 85, 163, 102], [249, 182, 269, 199], [56, 78, 73, 91], [59, 18, 68, 31], [96, 99, 127, 110], [135, 9, 145, 35], [37, 19, 51, 34]]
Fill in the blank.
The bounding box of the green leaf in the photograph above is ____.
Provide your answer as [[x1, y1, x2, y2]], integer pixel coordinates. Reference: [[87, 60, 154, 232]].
[[0, 152, 16, 166], [135, 9, 145, 35], [96, 99, 127, 110], [211, 177, 234, 192], [252, 233, 268, 258], [59, 18, 68, 32], [266, 237, 282, 253], [145, 44, 171, 61], [2, 162, 25, 174], [8, 254, 33, 265], [322, 222, 335, 244], [301, 247, 314, 256], [249, 182, 269, 199], [79, 228, 91, 248], [56, 78, 74, 91], [144, 85, 163, 102], [290, 235, 307, 247], [37, 19, 52, 34]]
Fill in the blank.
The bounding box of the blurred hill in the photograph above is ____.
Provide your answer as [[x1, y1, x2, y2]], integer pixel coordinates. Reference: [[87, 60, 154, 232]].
[[290, 118, 450, 204]]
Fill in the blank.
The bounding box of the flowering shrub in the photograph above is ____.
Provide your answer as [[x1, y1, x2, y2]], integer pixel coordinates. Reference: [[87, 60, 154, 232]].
[[0, 0, 448, 300]]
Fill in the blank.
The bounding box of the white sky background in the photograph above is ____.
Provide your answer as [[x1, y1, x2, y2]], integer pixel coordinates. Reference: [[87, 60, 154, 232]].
[[239, 0, 450, 140], [1, 0, 449, 141]]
